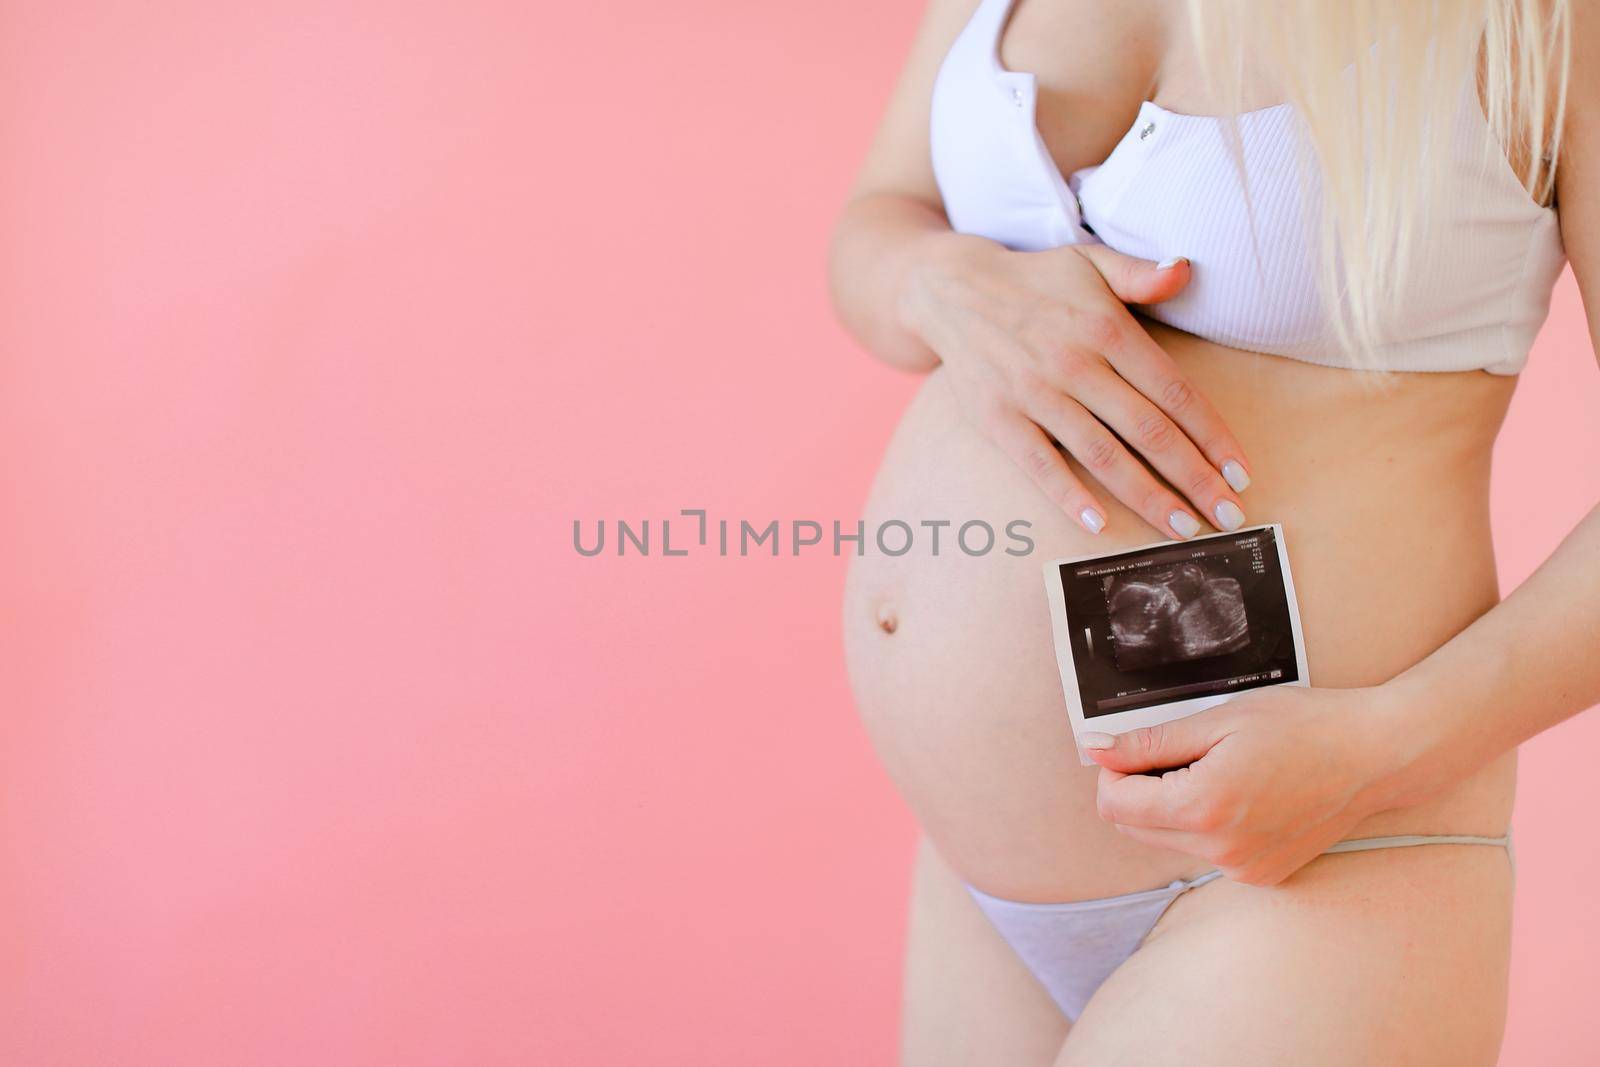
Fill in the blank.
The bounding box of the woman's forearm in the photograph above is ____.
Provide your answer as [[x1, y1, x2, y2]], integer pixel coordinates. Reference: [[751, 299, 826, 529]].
[[1371, 501, 1600, 808], [827, 191, 968, 373]]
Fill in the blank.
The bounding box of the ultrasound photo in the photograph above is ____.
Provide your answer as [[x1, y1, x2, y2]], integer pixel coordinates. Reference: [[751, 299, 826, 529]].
[[1105, 562, 1250, 671], [1044, 524, 1309, 759]]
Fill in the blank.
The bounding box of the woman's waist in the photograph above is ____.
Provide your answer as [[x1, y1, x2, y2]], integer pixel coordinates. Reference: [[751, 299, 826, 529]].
[[858, 367, 1509, 685], [852, 487, 1501, 690], [888, 324, 1515, 485], [1141, 314, 1520, 434]]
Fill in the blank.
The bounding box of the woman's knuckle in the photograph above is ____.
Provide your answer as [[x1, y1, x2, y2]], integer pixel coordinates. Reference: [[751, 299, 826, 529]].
[[1044, 394, 1088, 437], [1158, 376, 1195, 414], [1135, 411, 1176, 451], [1053, 347, 1092, 381], [1187, 468, 1220, 499], [1013, 367, 1050, 398], [1082, 434, 1119, 471], [1021, 447, 1060, 482], [1078, 309, 1124, 353], [1139, 484, 1171, 519]]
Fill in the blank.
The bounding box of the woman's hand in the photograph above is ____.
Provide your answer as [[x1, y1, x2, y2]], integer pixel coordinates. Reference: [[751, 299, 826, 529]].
[[899, 233, 1253, 539], [1079, 686, 1412, 886]]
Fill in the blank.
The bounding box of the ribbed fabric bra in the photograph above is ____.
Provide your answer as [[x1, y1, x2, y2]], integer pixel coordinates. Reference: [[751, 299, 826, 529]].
[[930, 0, 1566, 374], [929, 0, 1528, 1022]]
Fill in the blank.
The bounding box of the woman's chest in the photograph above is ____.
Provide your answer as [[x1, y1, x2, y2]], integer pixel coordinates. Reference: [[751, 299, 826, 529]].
[[930, 0, 1328, 351], [995, 0, 1167, 177]]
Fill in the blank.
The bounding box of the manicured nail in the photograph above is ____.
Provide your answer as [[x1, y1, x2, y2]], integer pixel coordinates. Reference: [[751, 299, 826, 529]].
[[1213, 500, 1245, 531], [1080, 731, 1117, 750], [1157, 256, 1187, 270], [1221, 459, 1251, 493], [1168, 510, 1201, 538], [1080, 507, 1106, 534]]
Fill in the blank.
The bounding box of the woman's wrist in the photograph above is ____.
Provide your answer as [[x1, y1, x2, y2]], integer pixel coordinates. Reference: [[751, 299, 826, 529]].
[[893, 229, 996, 346], [1356, 660, 1504, 815]]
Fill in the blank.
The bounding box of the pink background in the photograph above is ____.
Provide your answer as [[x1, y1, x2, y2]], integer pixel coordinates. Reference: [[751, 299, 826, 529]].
[[2, 3, 1596, 1064]]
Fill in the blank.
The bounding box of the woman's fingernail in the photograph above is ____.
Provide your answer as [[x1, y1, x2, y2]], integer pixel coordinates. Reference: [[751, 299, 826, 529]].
[[1080, 507, 1106, 534], [1213, 499, 1245, 531], [1221, 459, 1251, 492], [1169, 510, 1201, 538], [1157, 256, 1187, 270], [1080, 732, 1117, 750]]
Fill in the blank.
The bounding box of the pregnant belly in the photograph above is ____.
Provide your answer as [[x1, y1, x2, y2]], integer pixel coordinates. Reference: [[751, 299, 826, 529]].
[[843, 331, 1520, 902]]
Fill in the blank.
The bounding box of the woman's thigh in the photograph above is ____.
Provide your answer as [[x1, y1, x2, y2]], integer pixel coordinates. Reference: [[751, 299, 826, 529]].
[[1056, 842, 1515, 1066], [902, 836, 1069, 1067]]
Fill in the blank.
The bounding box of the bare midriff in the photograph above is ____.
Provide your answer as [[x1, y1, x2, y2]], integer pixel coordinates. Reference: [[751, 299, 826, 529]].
[[843, 319, 1520, 903]]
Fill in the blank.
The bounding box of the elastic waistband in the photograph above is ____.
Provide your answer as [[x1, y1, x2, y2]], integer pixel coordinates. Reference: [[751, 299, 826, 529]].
[[1324, 831, 1512, 853], [1323, 831, 1515, 884]]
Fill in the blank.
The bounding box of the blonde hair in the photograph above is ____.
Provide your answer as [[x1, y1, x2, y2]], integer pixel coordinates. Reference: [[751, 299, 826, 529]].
[[1186, 0, 1572, 369]]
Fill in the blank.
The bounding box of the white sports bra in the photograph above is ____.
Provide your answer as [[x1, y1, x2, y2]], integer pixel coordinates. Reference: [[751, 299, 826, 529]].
[[929, 0, 1567, 374]]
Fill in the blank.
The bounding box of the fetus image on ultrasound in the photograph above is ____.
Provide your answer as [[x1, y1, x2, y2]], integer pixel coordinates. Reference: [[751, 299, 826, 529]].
[[1104, 562, 1250, 672]]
